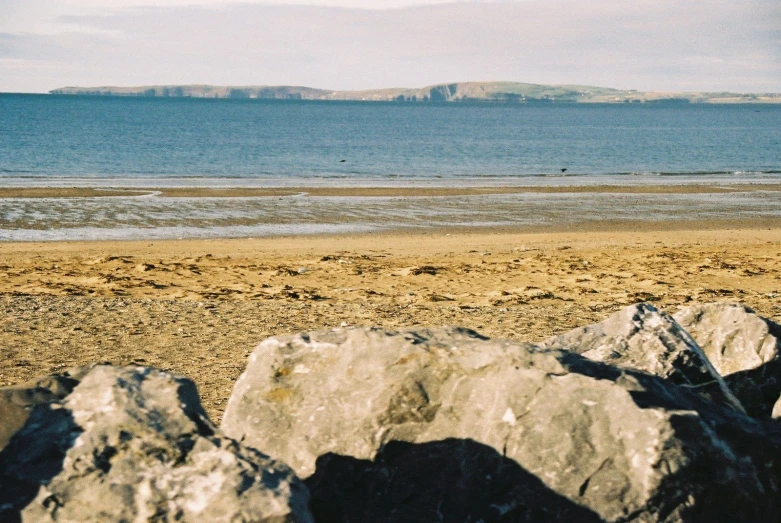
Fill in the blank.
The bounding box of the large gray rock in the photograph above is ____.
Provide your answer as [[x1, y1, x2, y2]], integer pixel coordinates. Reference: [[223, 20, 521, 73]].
[[674, 302, 781, 418], [222, 326, 781, 522], [541, 303, 745, 413], [0, 365, 312, 523]]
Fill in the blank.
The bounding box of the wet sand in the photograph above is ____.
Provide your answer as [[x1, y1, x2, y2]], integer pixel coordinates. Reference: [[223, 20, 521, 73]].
[[2, 223, 781, 421], [4, 183, 781, 198]]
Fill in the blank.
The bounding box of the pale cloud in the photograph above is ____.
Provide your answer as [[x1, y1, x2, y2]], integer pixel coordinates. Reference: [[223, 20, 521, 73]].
[[0, 0, 504, 37], [1, 0, 779, 93], [52, 0, 470, 8], [1, 0, 497, 34]]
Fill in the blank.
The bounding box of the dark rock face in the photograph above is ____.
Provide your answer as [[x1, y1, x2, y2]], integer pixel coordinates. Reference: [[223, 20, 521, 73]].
[[305, 439, 603, 523], [0, 365, 312, 523], [222, 323, 781, 522], [541, 303, 745, 413], [674, 302, 781, 418], [0, 367, 90, 452]]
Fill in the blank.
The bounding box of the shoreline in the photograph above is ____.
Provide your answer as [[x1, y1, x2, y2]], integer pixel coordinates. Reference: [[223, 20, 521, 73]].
[[4, 183, 781, 242], [4, 220, 781, 255], [3, 183, 781, 199], [3, 217, 781, 244]]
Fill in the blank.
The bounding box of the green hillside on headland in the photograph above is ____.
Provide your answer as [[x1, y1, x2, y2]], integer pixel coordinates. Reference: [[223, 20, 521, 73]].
[[49, 81, 781, 104]]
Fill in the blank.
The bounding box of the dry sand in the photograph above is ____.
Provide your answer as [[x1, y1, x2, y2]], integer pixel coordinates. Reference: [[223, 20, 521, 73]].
[[2, 222, 781, 421]]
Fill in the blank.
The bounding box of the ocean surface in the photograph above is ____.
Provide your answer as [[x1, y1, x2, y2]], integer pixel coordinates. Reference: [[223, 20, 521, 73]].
[[2, 94, 781, 240]]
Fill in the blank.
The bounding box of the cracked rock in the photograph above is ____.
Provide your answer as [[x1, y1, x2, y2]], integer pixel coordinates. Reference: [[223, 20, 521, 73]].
[[540, 303, 745, 413], [674, 302, 781, 418], [222, 325, 781, 522], [0, 365, 312, 523]]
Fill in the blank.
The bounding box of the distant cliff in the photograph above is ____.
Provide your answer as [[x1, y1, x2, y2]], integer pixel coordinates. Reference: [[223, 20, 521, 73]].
[[49, 82, 781, 104]]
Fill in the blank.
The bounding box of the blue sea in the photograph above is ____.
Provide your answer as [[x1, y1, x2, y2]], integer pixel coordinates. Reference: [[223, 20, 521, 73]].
[[1, 94, 781, 240]]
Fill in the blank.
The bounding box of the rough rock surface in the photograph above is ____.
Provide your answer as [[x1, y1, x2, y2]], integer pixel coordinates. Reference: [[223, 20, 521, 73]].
[[0, 365, 312, 523], [674, 302, 781, 418], [221, 325, 781, 522], [540, 303, 745, 412]]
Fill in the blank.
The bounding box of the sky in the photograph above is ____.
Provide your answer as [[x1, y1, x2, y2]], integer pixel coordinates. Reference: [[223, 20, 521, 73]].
[[1, 0, 780, 93]]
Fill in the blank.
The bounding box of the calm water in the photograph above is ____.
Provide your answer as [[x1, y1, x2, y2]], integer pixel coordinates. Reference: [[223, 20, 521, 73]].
[[2, 94, 780, 181], [2, 94, 781, 239]]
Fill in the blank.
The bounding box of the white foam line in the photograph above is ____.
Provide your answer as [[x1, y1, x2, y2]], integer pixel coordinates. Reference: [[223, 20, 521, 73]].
[[131, 190, 162, 198]]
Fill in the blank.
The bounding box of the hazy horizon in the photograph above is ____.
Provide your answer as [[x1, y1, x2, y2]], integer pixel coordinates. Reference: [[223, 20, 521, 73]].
[[1, 0, 780, 94]]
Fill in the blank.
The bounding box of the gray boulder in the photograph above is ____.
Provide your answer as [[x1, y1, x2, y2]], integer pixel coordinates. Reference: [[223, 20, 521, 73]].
[[541, 303, 745, 413], [221, 326, 781, 522], [674, 302, 781, 418], [0, 365, 312, 523]]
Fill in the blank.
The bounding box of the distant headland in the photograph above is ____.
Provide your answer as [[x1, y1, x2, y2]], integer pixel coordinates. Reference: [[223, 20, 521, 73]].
[[49, 81, 781, 104]]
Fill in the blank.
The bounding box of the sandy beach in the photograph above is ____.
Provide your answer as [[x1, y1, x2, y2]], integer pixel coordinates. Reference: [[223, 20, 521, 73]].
[[2, 221, 781, 421]]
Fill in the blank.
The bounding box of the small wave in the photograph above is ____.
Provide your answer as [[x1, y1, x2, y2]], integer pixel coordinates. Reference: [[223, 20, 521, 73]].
[[655, 171, 743, 177], [526, 173, 580, 178], [0, 169, 38, 174], [0, 172, 47, 176]]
